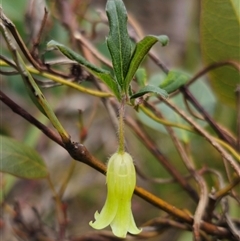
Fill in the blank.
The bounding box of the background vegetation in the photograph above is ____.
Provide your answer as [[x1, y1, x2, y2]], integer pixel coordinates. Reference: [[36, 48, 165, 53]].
[[0, 0, 239, 240]]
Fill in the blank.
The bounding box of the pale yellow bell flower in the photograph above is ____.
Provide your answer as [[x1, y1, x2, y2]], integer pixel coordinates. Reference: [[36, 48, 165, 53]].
[[89, 152, 141, 238]]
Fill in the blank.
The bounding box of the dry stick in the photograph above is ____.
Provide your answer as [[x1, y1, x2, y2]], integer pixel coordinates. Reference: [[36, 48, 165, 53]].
[[0, 7, 40, 69], [31, 7, 49, 57], [184, 146, 209, 241], [142, 217, 212, 241], [0, 8, 69, 79], [125, 116, 199, 202], [183, 96, 205, 120], [0, 92, 232, 239], [0, 91, 64, 147], [207, 170, 240, 240], [213, 175, 240, 201], [160, 97, 240, 177], [0, 69, 18, 75], [180, 86, 237, 149], [154, 108, 208, 241], [0, 55, 17, 69]]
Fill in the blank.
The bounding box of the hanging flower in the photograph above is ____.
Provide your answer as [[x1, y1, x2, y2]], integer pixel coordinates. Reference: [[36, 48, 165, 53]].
[[89, 151, 142, 238]]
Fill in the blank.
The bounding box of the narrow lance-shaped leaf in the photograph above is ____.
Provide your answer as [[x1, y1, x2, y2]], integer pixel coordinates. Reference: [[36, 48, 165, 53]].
[[47, 40, 121, 100], [160, 70, 190, 94], [17, 52, 70, 143], [0, 135, 48, 179], [124, 35, 169, 94], [130, 85, 168, 99], [106, 0, 132, 91]]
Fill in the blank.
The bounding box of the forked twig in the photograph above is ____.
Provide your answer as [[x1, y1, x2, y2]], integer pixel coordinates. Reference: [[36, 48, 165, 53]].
[[159, 97, 240, 176]]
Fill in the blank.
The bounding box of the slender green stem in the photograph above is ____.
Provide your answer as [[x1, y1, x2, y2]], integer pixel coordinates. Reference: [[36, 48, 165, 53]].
[[118, 99, 125, 153]]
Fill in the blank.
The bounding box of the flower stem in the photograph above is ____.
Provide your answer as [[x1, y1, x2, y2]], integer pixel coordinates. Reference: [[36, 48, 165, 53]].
[[118, 99, 125, 154]]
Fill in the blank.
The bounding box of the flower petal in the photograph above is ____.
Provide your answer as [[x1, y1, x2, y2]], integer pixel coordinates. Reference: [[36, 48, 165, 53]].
[[89, 154, 119, 229], [89, 151, 141, 237], [109, 152, 139, 237], [110, 199, 132, 238], [89, 190, 118, 229], [128, 211, 142, 235]]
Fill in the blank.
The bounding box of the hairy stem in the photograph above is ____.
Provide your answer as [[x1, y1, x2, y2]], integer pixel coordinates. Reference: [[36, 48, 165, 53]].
[[118, 100, 126, 153]]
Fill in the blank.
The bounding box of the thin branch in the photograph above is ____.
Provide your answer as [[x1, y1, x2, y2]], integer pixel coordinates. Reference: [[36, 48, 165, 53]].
[[0, 55, 17, 69], [180, 86, 237, 149], [0, 91, 232, 239], [213, 175, 240, 201], [0, 7, 41, 69], [159, 97, 240, 177], [186, 60, 240, 87], [0, 91, 64, 147], [31, 7, 49, 57], [125, 115, 199, 202], [155, 105, 208, 241]]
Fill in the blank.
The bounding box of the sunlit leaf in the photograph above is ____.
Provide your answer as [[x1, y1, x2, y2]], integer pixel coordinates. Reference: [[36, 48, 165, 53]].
[[138, 74, 216, 142], [0, 135, 48, 179], [201, 0, 240, 108], [124, 35, 169, 94], [106, 0, 132, 91], [160, 70, 190, 93], [130, 85, 168, 99]]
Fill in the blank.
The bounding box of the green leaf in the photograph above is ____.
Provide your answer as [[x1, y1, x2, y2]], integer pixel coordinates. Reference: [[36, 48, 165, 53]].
[[17, 52, 70, 143], [130, 85, 168, 99], [106, 0, 132, 91], [135, 68, 147, 87], [124, 35, 169, 94], [160, 70, 190, 93], [200, 0, 240, 108], [47, 40, 121, 100], [22, 73, 48, 116], [138, 75, 217, 142], [0, 135, 48, 179]]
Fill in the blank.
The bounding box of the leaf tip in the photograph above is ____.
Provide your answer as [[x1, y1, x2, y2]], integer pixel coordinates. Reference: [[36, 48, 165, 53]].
[[158, 35, 169, 47]]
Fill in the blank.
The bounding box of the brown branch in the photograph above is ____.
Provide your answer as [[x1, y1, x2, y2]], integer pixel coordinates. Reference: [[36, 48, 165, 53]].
[[30, 7, 49, 57], [0, 91, 233, 239], [125, 115, 199, 202], [0, 7, 41, 69], [180, 85, 237, 149], [159, 97, 240, 177], [152, 105, 208, 241], [186, 60, 240, 87], [0, 91, 64, 147]]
